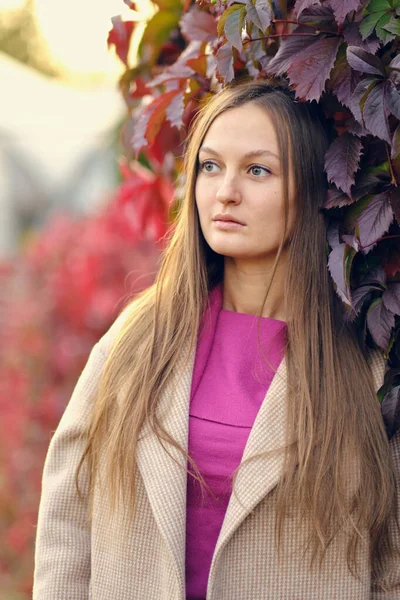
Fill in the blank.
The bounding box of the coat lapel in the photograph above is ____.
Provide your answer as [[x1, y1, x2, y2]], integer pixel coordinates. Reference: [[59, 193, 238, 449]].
[[135, 342, 195, 599], [208, 354, 288, 589]]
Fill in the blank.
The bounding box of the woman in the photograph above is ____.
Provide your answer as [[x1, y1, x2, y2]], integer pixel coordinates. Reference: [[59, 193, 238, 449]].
[[33, 80, 400, 599]]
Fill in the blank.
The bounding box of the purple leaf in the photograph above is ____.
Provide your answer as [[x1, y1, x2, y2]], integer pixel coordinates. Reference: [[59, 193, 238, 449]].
[[350, 77, 377, 123], [391, 123, 400, 159], [383, 282, 400, 315], [265, 35, 316, 76], [386, 80, 400, 120], [324, 133, 363, 195], [346, 46, 385, 76], [351, 284, 376, 314], [165, 90, 185, 128], [328, 243, 356, 305], [327, 221, 341, 248], [343, 22, 380, 54], [342, 233, 361, 250], [324, 186, 354, 208], [362, 265, 387, 287], [390, 187, 400, 225], [326, 0, 361, 25], [245, 0, 273, 32], [131, 103, 156, 154], [180, 6, 218, 42], [294, 0, 321, 16], [215, 43, 235, 83], [366, 297, 395, 350], [358, 192, 394, 253], [381, 385, 400, 439], [329, 48, 361, 109], [287, 36, 342, 101], [345, 116, 369, 137], [224, 6, 246, 51], [363, 82, 391, 143]]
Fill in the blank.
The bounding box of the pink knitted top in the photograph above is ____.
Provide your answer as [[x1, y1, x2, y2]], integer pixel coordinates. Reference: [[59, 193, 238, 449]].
[[185, 284, 287, 599]]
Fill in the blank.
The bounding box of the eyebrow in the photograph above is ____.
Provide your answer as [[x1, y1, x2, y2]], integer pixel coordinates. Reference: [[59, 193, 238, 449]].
[[198, 145, 280, 161]]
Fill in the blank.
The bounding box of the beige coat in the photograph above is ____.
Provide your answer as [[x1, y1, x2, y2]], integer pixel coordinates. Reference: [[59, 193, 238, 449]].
[[33, 314, 400, 600]]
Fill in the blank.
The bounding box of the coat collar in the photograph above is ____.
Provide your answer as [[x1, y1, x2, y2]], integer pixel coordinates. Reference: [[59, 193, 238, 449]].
[[135, 285, 289, 597]]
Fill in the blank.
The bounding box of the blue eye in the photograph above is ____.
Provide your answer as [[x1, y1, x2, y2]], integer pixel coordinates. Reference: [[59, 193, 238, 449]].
[[200, 160, 219, 173], [250, 165, 270, 177]]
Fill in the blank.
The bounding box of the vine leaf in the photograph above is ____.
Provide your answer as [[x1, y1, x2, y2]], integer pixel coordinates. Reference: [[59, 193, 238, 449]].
[[220, 5, 246, 51], [363, 82, 391, 143], [328, 243, 357, 306], [381, 385, 400, 439], [326, 0, 361, 25], [366, 297, 395, 350], [383, 282, 400, 315], [245, 0, 273, 32], [180, 6, 218, 42], [329, 47, 361, 109], [287, 36, 341, 101], [216, 43, 235, 83], [265, 35, 316, 76], [346, 46, 385, 76], [325, 133, 363, 195], [358, 192, 394, 253], [107, 17, 136, 66]]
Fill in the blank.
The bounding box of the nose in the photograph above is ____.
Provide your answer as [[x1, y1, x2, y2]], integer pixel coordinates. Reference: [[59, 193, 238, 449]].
[[215, 174, 242, 205]]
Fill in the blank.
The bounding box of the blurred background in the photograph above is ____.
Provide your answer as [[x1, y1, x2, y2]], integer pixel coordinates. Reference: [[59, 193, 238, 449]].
[[0, 0, 165, 596]]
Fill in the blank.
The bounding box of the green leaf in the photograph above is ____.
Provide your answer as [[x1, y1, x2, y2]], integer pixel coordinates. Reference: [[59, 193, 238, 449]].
[[217, 5, 243, 37], [365, 0, 391, 12], [359, 11, 386, 39], [382, 15, 400, 34], [139, 11, 180, 64], [224, 7, 246, 51], [376, 12, 396, 41]]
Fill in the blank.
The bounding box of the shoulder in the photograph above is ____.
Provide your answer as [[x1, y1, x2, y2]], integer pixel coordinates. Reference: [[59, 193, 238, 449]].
[[96, 304, 134, 358]]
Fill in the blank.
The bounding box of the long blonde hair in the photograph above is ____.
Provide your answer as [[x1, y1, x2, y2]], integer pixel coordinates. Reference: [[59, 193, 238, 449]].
[[77, 79, 398, 582]]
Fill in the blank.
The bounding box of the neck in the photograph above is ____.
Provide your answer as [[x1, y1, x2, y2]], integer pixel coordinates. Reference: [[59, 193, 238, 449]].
[[222, 255, 288, 321]]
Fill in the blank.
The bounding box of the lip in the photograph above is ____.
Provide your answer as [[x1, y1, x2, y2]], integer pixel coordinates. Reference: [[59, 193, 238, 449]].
[[212, 213, 246, 226]]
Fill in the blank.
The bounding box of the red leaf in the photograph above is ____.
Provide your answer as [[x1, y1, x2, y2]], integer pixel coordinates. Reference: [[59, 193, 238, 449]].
[[180, 6, 218, 42], [287, 36, 341, 101], [124, 0, 137, 8], [129, 77, 152, 99], [324, 133, 363, 195], [326, 0, 361, 25], [358, 192, 394, 253], [146, 90, 183, 143], [107, 16, 136, 66], [215, 43, 235, 83]]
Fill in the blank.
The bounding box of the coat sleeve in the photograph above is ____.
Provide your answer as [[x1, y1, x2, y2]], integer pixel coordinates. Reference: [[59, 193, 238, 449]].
[[32, 339, 109, 600], [370, 428, 400, 600]]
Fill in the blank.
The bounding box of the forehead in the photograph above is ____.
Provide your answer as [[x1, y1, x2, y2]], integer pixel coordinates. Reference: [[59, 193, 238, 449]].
[[200, 103, 279, 155]]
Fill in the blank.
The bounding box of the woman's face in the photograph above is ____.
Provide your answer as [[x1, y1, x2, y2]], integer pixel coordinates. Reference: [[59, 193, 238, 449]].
[[195, 103, 296, 265]]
